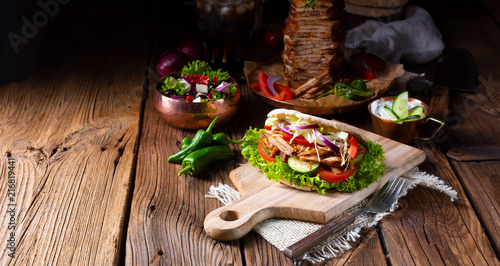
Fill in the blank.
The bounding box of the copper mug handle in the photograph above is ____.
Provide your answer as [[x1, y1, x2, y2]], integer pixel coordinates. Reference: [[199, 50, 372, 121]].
[[416, 117, 446, 141]]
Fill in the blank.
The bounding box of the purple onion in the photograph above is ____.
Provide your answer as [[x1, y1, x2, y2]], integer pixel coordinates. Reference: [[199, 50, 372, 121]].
[[313, 129, 340, 155], [177, 38, 204, 61], [170, 96, 185, 100], [266, 75, 282, 97], [216, 82, 232, 92], [156, 50, 190, 78], [278, 120, 293, 135]]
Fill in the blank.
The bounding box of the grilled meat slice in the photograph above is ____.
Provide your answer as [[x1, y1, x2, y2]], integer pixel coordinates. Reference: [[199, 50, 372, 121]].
[[262, 132, 295, 156]]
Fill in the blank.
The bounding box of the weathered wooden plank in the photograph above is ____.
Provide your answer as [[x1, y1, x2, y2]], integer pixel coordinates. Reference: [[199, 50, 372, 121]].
[[0, 1, 152, 265], [125, 94, 246, 265], [381, 145, 499, 265], [430, 0, 500, 257]]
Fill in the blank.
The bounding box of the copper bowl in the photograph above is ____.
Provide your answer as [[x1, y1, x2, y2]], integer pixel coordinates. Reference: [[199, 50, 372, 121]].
[[152, 78, 241, 130], [368, 96, 445, 144]]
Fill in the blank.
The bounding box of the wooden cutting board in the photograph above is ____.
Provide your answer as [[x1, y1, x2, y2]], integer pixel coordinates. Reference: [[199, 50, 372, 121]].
[[204, 129, 426, 241]]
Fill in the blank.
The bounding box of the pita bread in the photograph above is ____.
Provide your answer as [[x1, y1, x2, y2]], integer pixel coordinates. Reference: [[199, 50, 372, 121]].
[[267, 108, 369, 145]]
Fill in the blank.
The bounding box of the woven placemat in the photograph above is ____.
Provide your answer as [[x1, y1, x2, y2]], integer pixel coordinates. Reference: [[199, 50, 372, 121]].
[[206, 167, 457, 264]]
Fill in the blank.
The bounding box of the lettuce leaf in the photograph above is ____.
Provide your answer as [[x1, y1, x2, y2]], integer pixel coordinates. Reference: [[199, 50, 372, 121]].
[[241, 127, 385, 194], [159, 76, 187, 95]]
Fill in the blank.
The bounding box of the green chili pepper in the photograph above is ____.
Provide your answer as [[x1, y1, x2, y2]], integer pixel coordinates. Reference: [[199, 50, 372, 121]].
[[177, 145, 235, 176], [181, 133, 244, 149], [168, 116, 219, 164], [343, 90, 375, 101], [181, 137, 193, 150], [212, 133, 245, 146], [347, 89, 375, 97], [350, 79, 367, 91], [314, 88, 336, 101], [314, 81, 372, 101]]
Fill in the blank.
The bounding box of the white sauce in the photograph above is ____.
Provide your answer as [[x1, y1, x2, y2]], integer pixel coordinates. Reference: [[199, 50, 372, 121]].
[[370, 99, 426, 121]]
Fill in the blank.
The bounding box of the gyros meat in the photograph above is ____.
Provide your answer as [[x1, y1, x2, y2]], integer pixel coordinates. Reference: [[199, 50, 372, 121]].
[[282, 0, 347, 95]]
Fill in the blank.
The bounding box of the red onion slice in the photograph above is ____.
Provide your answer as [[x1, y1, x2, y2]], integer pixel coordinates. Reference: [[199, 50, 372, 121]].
[[170, 96, 185, 100], [216, 82, 232, 92], [286, 124, 318, 131], [278, 120, 293, 135], [266, 75, 282, 97], [313, 129, 340, 155]]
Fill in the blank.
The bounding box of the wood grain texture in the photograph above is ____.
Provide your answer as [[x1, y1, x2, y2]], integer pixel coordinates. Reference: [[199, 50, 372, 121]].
[[124, 98, 245, 265], [429, 0, 500, 259], [0, 1, 152, 265], [381, 145, 499, 265]]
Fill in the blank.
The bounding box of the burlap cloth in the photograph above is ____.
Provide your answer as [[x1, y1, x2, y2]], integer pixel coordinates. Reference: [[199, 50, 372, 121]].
[[206, 167, 457, 264]]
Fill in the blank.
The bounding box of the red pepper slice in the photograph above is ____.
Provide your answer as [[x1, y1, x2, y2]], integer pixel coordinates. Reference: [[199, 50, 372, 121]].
[[251, 83, 261, 92], [186, 95, 194, 102], [184, 74, 210, 85], [258, 71, 275, 98], [253, 81, 293, 101], [273, 84, 293, 101], [281, 133, 315, 147], [347, 134, 358, 159]]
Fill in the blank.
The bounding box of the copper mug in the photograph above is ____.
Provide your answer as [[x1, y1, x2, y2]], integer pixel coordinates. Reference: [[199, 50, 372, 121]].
[[368, 97, 445, 144]]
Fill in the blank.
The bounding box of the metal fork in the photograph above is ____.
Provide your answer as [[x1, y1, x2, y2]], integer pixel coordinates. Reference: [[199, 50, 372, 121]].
[[283, 175, 406, 260]]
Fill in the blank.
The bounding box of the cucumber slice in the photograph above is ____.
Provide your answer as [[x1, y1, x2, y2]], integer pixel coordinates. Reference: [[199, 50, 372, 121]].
[[352, 152, 364, 165], [288, 156, 320, 175], [383, 106, 400, 120], [392, 91, 409, 118], [409, 106, 425, 117], [395, 115, 421, 123]]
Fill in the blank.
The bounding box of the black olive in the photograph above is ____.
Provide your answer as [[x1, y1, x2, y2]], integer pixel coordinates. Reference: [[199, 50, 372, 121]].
[[185, 91, 194, 97], [197, 93, 208, 99], [163, 89, 176, 97]]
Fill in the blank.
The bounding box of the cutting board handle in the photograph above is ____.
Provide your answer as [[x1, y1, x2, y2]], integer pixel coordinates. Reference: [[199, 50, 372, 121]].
[[204, 196, 275, 241]]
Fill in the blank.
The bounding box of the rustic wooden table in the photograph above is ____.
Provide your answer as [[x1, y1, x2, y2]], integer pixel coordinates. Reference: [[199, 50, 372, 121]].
[[1, 0, 499, 265]]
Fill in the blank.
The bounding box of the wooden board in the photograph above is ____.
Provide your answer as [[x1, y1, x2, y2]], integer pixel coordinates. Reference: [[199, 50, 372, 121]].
[[204, 130, 426, 241]]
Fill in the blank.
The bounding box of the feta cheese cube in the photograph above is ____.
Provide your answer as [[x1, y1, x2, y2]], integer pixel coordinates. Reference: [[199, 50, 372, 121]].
[[178, 79, 192, 94], [196, 84, 209, 94]]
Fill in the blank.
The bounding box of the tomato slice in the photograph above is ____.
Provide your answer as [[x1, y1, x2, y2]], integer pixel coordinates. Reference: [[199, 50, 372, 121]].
[[281, 133, 315, 147], [316, 165, 357, 183], [258, 71, 274, 98], [347, 134, 358, 159], [258, 137, 276, 162], [264, 126, 272, 131]]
